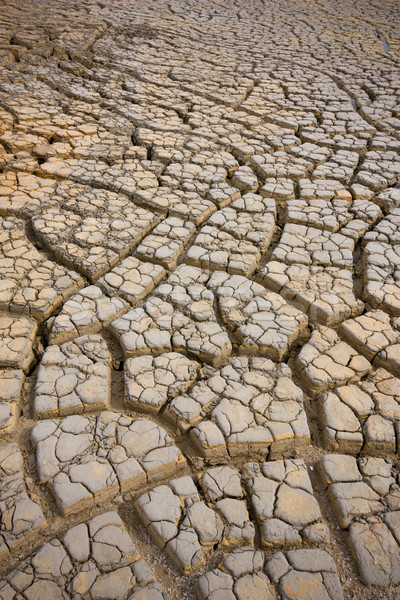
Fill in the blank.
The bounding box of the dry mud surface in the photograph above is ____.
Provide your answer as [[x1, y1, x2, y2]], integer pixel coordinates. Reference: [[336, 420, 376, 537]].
[[0, 0, 399, 599]]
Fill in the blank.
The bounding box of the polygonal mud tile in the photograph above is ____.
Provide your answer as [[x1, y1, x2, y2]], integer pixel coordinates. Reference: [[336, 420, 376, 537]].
[[135, 468, 254, 574], [0, 369, 24, 433], [186, 225, 262, 276], [243, 459, 329, 547], [124, 352, 200, 413], [97, 256, 165, 306], [318, 367, 400, 455], [260, 178, 295, 200], [32, 411, 186, 515], [49, 285, 129, 345], [271, 224, 355, 269], [363, 207, 400, 246], [144, 188, 216, 225], [339, 310, 400, 376], [0, 511, 168, 599], [363, 242, 400, 316], [196, 546, 343, 600], [208, 272, 308, 361], [0, 314, 37, 371], [32, 181, 161, 280], [321, 454, 400, 586], [164, 356, 309, 461], [0, 171, 57, 216], [110, 296, 231, 367], [258, 262, 364, 326], [249, 151, 313, 180], [0, 216, 84, 321], [297, 326, 372, 394], [206, 194, 276, 251], [34, 334, 112, 418], [136, 217, 196, 269], [0, 444, 45, 557]]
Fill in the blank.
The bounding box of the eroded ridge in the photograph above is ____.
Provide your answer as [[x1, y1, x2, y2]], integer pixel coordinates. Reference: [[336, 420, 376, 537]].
[[0, 0, 399, 597]]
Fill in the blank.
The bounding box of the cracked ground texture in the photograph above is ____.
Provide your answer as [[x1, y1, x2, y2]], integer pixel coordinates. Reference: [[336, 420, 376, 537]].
[[0, 0, 399, 598]]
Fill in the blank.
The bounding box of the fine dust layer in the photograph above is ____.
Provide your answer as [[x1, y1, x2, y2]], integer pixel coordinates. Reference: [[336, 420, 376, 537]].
[[0, 0, 399, 599]]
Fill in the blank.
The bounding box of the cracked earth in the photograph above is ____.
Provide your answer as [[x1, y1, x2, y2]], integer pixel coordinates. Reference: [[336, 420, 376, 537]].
[[0, 0, 399, 598]]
